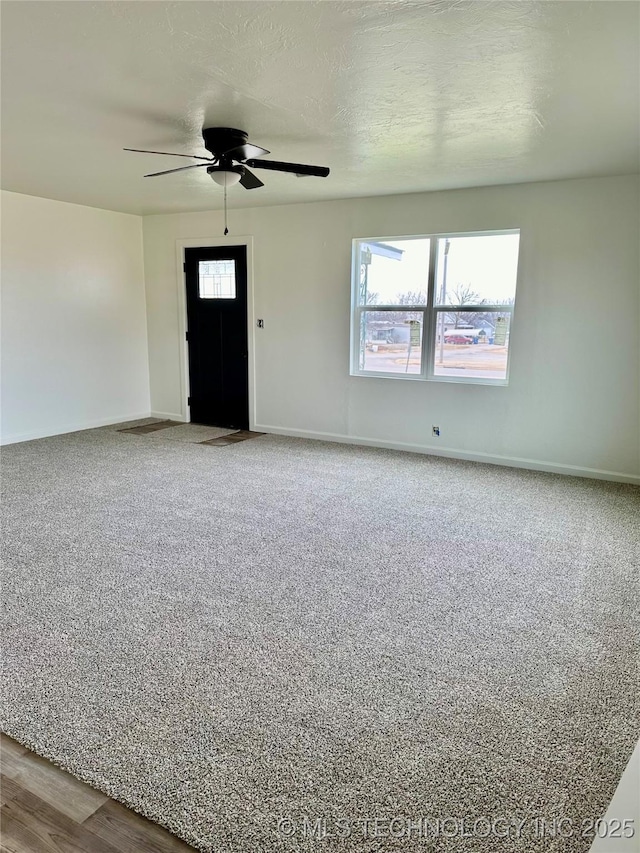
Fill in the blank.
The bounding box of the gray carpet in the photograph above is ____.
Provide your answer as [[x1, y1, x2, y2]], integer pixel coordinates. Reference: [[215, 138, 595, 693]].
[[1, 422, 639, 853]]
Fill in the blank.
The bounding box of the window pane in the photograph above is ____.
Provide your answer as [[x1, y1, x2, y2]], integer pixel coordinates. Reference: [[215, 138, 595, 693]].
[[358, 310, 423, 375], [432, 310, 512, 381], [435, 233, 519, 306], [357, 239, 430, 306], [198, 260, 236, 299]]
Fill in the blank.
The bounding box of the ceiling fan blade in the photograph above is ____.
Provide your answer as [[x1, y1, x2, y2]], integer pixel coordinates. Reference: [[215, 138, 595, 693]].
[[220, 143, 270, 161], [239, 168, 264, 190], [245, 159, 330, 177], [144, 163, 214, 177], [124, 147, 213, 162]]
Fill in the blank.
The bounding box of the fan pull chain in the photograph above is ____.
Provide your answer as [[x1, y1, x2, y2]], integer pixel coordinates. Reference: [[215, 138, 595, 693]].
[[223, 182, 229, 236]]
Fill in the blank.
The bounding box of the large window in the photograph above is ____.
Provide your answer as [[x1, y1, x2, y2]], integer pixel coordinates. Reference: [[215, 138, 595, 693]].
[[350, 231, 520, 384]]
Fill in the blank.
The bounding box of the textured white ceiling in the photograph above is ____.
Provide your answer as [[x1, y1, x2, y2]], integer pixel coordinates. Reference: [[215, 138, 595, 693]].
[[1, 1, 638, 215]]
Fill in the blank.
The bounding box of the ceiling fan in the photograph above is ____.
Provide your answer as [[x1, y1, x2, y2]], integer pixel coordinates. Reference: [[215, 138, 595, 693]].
[[124, 127, 330, 189]]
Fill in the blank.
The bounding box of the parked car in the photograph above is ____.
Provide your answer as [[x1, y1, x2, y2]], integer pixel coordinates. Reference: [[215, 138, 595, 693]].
[[446, 334, 473, 345]]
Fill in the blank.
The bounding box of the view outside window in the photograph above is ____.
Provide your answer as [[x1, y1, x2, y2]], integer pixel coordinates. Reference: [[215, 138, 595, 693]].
[[360, 311, 424, 374], [355, 239, 429, 376], [432, 311, 512, 379], [352, 231, 520, 383], [199, 260, 236, 299], [432, 234, 519, 381]]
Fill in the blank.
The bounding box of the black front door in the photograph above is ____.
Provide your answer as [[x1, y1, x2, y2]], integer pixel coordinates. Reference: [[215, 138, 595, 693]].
[[184, 245, 249, 429]]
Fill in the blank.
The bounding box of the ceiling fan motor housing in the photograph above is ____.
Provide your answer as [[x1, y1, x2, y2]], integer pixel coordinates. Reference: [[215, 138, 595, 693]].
[[202, 127, 248, 158]]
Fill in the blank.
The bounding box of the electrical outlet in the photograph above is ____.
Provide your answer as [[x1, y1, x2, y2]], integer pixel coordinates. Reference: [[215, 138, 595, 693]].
[[256, 319, 264, 328], [432, 425, 440, 437]]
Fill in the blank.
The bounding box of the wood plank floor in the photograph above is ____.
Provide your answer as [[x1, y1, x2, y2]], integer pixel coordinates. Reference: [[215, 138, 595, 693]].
[[1, 734, 197, 853]]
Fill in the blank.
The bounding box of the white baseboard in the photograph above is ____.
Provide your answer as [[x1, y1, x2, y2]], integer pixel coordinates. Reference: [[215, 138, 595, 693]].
[[254, 424, 640, 485], [3, 416, 637, 484], [0, 411, 153, 446], [150, 411, 187, 423]]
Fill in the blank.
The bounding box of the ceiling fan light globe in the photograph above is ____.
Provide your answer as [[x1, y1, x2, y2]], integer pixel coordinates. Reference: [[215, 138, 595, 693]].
[[211, 170, 242, 187]]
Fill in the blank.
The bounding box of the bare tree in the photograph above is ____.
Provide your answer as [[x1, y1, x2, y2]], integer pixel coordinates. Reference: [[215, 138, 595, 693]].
[[397, 290, 427, 306], [365, 290, 426, 324], [445, 284, 484, 328]]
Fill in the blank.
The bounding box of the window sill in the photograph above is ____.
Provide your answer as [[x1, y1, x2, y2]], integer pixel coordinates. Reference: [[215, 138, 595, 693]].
[[350, 370, 509, 387]]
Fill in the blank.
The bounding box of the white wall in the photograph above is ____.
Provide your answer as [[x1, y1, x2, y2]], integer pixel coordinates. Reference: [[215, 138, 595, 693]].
[[142, 175, 637, 481], [1, 191, 150, 443]]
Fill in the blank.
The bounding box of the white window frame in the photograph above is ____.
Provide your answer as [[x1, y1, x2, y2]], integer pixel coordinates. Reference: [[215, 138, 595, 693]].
[[350, 229, 520, 386]]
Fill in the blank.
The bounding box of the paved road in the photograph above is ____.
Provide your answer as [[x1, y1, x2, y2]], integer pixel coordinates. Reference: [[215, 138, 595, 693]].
[[363, 343, 508, 378]]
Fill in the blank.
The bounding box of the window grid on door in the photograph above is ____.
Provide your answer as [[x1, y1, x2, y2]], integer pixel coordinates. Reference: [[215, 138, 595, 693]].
[[198, 260, 236, 299]]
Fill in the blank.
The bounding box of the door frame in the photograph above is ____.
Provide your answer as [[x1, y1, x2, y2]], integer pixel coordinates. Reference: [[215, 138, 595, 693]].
[[175, 237, 255, 427]]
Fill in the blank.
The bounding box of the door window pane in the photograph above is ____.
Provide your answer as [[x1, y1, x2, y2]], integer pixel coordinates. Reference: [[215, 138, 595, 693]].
[[359, 310, 423, 375], [432, 310, 512, 381], [199, 260, 236, 299]]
